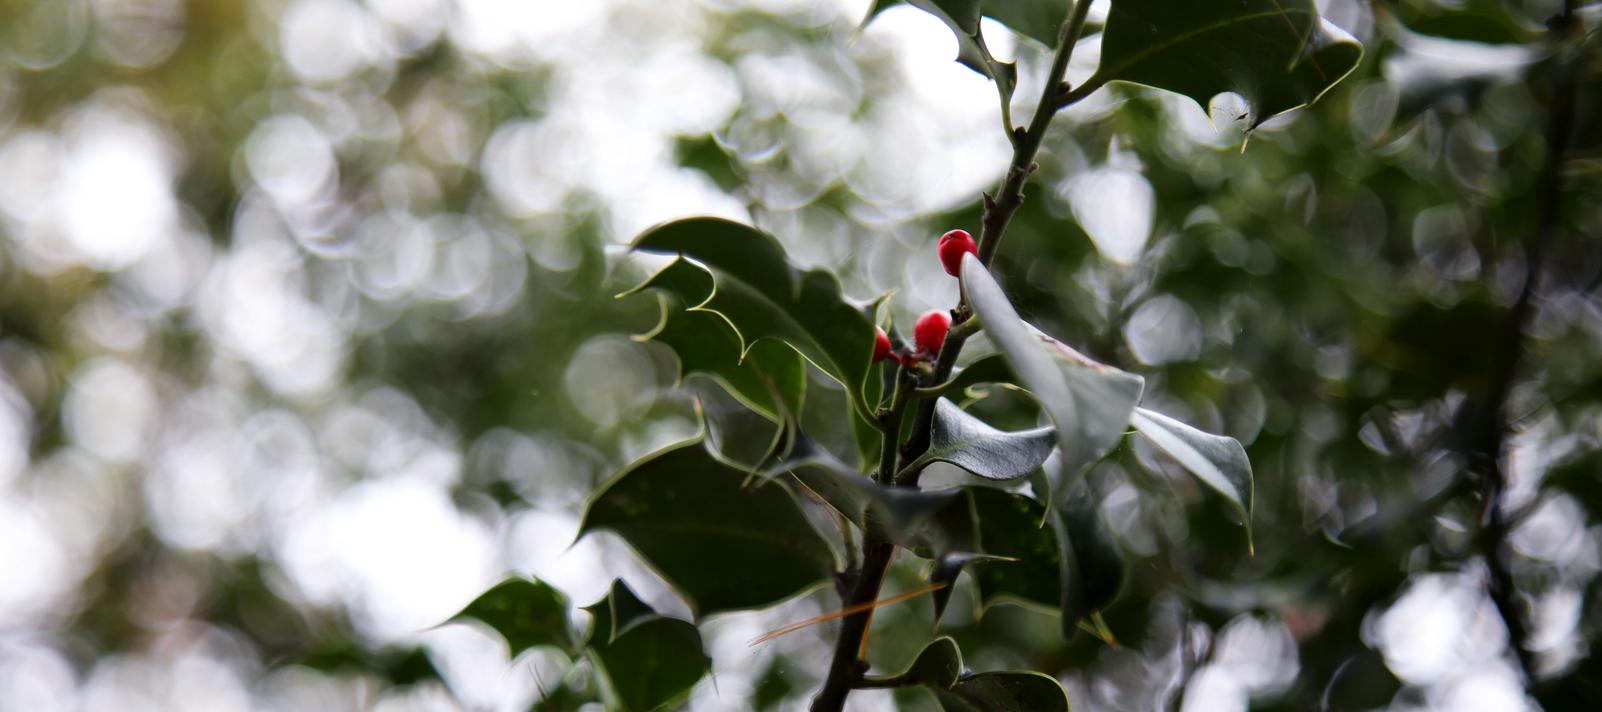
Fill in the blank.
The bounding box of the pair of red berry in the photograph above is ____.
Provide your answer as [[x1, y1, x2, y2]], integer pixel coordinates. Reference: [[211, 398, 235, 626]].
[[873, 229, 977, 364]]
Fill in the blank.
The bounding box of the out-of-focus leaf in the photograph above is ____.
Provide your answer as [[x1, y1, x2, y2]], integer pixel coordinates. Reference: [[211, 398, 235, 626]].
[[529, 675, 599, 712], [752, 655, 798, 710], [578, 438, 833, 616], [863, 0, 1017, 106], [1130, 407, 1254, 549], [908, 399, 1054, 481], [1095, 0, 1363, 126], [1319, 649, 1403, 711], [1051, 478, 1124, 637], [630, 218, 878, 414], [778, 441, 957, 545], [584, 581, 711, 712], [581, 579, 656, 646], [675, 135, 743, 192], [961, 255, 1144, 504], [639, 280, 806, 424], [449, 577, 574, 656], [299, 643, 442, 687], [1391, 0, 1538, 44], [1380, 24, 1537, 126], [931, 671, 1071, 711], [865, 636, 965, 689]]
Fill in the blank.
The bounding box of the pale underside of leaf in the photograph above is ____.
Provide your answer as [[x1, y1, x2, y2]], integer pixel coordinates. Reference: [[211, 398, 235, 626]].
[[908, 398, 1055, 481], [960, 254, 1143, 507], [1129, 406, 1255, 549]]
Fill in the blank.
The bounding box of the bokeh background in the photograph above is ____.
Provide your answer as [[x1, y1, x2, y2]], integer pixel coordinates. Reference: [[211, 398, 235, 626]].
[[1, 0, 1599, 709]]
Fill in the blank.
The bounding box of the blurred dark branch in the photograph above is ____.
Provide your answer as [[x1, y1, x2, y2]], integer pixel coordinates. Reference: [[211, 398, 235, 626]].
[[1474, 5, 1582, 684]]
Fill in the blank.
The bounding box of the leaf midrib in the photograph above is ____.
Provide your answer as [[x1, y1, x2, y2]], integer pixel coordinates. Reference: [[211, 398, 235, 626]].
[[1093, 9, 1315, 87]]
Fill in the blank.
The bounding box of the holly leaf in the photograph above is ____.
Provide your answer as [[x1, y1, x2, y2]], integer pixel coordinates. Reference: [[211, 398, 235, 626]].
[[863, 0, 1018, 109], [630, 218, 880, 449], [582, 580, 657, 646], [864, 636, 965, 690], [965, 487, 1059, 612], [1093, 0, 1363, 127], [584, 582, 711, 712], [1051, 478, 1124, 638], [961, 254, 1144, 504], [1130, 406, 1255, 550], [636, 272, 806, 424], [906, 399, 1055, 481], [932, 486, 1121, 637], [578, 437, 834, 617], [928, 551, 1014, 626], [777, 441, 958, 546], [931, 671, 1071, 712], [448, 577, 574, 657]]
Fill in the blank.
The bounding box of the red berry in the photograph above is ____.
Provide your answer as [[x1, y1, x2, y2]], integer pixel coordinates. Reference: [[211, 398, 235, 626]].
[[872, 326, 892, 363], [914, 310, 952, 355], [938, 229, 977, 277]]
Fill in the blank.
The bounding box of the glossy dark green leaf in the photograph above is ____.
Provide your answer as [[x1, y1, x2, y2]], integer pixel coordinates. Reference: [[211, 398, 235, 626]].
[[581, 579, 656, 646], [578, 438, 833, 616], [778, 442, 957, 545], [966, 488, 1060, 611], [863, 0, 1017, 107], [584, 582, 711, 712], [1130, 406, 1254, 549], [950, 485, 1120, 635], [865, 636, 964, 689], [922, 354, 1016, 399], [908, 399, 1054, 481], [1051, 478, 1124, 637], [449, 577, 574, 656], [1095, 0, 1363, 126], [639, 282, 806, 425], [867, 0, 1066, 48], [630, 218, 878, 416], [931, 671, 1071, 712], [961, 255, 1144, 504]]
